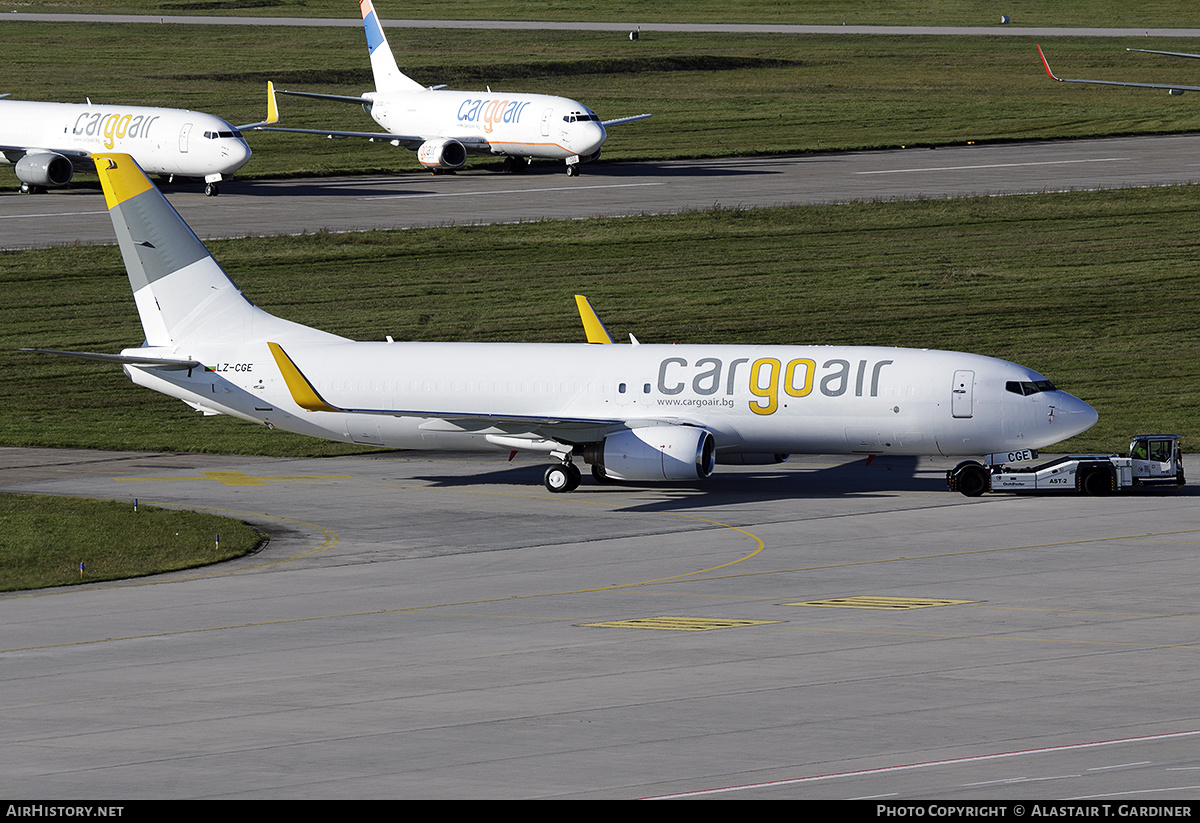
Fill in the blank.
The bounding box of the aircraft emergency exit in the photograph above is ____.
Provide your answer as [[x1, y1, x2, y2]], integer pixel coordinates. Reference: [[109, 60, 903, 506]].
[[1038, 44, 1200, 95], [0, 89, 277, 196], [26, 154, 1099, 493], [265, 0, 651, 176]]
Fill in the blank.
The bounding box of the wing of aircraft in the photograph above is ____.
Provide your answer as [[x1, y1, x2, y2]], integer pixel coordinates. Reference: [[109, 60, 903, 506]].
[[1038, 44, 1200, 94], [600, 114, 653, 128], [253, 124, 428, 150], [27, 153, 1098, 493]]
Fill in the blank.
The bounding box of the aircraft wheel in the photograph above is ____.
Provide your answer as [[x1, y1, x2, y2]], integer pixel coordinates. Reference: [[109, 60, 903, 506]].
[[544, 463, 581, 493], [566, 165, 579, 177], [204, 183, 219, 197], [591, 464, 615, 484], [956, 464, 989, 497]]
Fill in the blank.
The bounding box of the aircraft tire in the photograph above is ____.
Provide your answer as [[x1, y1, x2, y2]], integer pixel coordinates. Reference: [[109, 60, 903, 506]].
[[957, 464, 989, 497], [204, 183, 219, 197], [545, 463, 581, 493], [592, 464, 615, 484], [567, 165, 579, 177]]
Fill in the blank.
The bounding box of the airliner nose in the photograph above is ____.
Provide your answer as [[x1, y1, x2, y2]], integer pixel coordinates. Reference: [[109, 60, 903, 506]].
[[575, 122, 606, 157], [225, 139, 252, 173], [1053, 392, 1099, 438]]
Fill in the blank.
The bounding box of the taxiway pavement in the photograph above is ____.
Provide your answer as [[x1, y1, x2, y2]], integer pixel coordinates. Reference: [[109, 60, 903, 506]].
[[5, 134, 1200, 249], [3, 447, 1199, 798]]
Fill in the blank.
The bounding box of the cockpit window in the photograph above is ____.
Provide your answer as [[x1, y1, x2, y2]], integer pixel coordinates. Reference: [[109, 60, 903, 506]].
[[563, 114, 598, 123], [1005, 380, 1057, 396], [203, 130, 244, 139]]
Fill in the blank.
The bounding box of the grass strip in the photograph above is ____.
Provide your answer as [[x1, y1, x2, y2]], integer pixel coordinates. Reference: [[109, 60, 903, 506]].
[[6, 24, 1200, 180], [3, 187, 1196, 457], [0, 495, 262, 591]]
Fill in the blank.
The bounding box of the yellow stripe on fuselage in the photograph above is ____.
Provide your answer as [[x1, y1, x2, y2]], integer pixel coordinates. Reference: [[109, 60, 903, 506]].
[[93, 153, 154, 210]]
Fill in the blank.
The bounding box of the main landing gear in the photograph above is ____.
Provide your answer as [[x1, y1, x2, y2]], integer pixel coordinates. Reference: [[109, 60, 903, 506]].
[[544, 462, 582, 493], [502, 156, 530, 174]]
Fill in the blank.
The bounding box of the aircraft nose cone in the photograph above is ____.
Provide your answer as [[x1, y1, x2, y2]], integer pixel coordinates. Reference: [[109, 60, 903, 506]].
[[576, 122, 606, 156], [221, 139, 252, 174], [1053, 393, 1099, 438], [234, 139, 252, 169]]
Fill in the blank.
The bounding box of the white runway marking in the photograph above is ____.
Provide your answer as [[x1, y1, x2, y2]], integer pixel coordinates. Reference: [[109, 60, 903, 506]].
[[0, 209, 105, 220], [645, 729, 1200, 798], [857, 157, 1130, 175]]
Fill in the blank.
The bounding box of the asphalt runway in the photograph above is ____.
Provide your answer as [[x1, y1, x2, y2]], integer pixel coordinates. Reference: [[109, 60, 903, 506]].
[[6, 134, 1200, 249], [3, 447, 1200, 799]]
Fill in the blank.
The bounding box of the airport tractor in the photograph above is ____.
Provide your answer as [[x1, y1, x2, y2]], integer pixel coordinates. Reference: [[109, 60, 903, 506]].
[[947, 435, 1185, 497]]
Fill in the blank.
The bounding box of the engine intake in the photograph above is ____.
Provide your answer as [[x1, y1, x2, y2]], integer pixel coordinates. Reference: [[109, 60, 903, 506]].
[[16, 152, 73, 187], [585, 426, 716, 482], [416, 138, 467, 170]]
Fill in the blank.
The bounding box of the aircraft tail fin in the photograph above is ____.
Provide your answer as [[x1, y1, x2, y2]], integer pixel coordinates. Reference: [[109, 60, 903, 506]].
[[94, 153, 340, 348], [360, 0, 425, 94]]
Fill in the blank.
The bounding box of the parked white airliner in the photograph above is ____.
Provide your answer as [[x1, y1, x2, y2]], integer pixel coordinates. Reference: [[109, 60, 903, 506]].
[[0, 89, 277, 196], [27, 154, 1098, 492], [265, 0, 651, 175]]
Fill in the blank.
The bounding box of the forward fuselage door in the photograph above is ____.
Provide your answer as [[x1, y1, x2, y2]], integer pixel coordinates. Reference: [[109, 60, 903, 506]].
[[951, 370, 974, 418], [178, 122, 192, 154]]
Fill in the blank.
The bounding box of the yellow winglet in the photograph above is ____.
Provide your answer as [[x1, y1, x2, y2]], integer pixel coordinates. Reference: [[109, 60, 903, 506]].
[[93, 153, 154, 210], [574, 295, 613, 344], [268, 342, 340, 412], [266, 80, 279, 124]]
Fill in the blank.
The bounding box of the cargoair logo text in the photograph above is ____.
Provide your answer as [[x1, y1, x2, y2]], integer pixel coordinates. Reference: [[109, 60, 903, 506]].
[[72, 111, 161, 149], [657, 356, 894, 416], [457, 99, 532, 133]]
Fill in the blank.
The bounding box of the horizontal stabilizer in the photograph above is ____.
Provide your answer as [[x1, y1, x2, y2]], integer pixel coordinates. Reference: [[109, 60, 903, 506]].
[[276, 88, 375, 105], [1127, 48, 1200, 60], [20, 348, 201, 370]]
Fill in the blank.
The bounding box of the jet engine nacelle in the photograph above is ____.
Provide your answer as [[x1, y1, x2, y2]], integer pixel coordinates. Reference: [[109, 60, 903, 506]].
[[416, 138, 467, 170], [15, 152, 73, 187], [587, 426, 716, 482]]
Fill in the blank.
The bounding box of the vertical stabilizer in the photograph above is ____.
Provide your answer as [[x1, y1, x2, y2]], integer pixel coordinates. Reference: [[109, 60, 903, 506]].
[[94, 153, 343, 347], [360, 0, 426, 94]]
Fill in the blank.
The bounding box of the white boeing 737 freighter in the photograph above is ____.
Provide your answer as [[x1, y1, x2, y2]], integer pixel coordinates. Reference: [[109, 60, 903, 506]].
[[265, 0, 651, 175], [0, 88, 277, 196], [26, 154, 1099, 493]]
